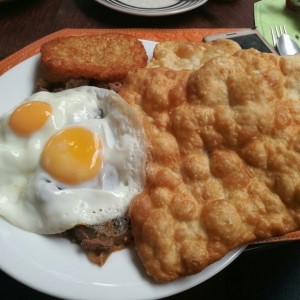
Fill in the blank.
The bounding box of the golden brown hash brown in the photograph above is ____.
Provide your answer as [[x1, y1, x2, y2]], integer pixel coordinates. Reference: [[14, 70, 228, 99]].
[[40, 33, 148, 81], [119, 50, 300, 282]]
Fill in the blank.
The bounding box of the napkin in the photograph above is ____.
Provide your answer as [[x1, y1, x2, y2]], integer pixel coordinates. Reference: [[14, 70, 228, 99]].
[[0, 28, 299, 244], [254, 0, 300, 48]]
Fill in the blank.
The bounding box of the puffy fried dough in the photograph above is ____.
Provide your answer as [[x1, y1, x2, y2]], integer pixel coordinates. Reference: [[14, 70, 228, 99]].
[[119, 50, 300, 282], [147, 39, 241, 70], [40, 33, 147, 81]]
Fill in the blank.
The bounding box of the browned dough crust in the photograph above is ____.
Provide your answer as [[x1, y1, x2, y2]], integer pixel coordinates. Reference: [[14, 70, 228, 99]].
[[119, 49, 300, 282], [147, 38, 241, 70]]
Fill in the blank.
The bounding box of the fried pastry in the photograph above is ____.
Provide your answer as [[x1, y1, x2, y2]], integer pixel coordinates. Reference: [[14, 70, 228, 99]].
[[119, 50, 300, 282], [147, 39, 241, 70], [40, 33, 147, 81]]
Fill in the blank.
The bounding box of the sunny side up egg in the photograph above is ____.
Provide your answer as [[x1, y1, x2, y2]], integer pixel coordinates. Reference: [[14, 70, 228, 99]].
[[0, 86, 147, 234]]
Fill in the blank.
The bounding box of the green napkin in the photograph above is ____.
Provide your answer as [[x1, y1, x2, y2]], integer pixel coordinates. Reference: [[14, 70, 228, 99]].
[[254, 0, 300, 48]]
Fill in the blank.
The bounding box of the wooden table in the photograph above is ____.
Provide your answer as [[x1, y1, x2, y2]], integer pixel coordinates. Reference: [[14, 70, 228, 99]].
[[0, 0, 256, 59], [1, 1, 300, 300]]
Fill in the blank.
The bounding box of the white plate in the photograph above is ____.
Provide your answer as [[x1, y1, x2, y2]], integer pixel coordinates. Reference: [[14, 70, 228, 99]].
[[94, 0, 208, 16], [0, 39, 245, 300]]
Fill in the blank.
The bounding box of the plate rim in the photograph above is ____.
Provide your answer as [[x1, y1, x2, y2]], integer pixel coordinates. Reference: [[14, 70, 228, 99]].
[[93, 0, 209, 16], [0, 219, 246, 300]]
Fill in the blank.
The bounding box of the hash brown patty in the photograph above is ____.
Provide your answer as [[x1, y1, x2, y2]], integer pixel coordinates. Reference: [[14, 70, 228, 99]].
[[40, 33, 148, 81]]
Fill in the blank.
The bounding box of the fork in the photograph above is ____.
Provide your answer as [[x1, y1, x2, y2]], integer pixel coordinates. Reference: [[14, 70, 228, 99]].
[[270, 25, 300, 55], [270, 25, 287, 46]]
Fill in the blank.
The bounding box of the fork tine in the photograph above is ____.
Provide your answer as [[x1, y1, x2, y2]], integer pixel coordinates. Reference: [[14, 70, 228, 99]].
[[270, 25, 289, 47], [271, 27, 276, 46], [279, 25, 287, 35], [275, 26, 280, 38], [283, 25, 287, 34]]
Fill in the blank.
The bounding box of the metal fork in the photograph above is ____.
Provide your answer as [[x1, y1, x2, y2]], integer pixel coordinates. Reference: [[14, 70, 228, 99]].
[[270, 25, 287, 46]]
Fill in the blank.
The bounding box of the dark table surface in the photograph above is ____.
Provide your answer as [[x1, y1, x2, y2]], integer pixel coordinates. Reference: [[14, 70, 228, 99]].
[[1, 0, 300, 299], [0, 0, 257, 59]]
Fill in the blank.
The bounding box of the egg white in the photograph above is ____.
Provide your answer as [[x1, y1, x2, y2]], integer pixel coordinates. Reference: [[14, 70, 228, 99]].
[[0, 86, 146, 234]]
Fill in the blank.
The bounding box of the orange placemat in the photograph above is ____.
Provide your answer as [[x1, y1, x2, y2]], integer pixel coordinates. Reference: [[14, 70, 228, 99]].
[[0, 28, 299, 244]]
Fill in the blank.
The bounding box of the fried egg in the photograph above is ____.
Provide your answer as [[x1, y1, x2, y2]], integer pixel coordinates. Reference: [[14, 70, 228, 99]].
[[0, 86, 146, 234]]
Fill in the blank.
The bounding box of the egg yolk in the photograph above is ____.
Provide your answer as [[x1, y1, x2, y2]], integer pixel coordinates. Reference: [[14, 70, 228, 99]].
[[41, 127, 102, 185], [9, 101, 52, 136]]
